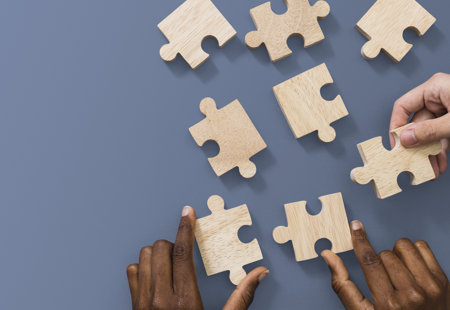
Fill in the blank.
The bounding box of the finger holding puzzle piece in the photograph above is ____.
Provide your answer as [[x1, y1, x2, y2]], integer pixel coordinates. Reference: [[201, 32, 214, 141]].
[[194, 195, 263, 285], [351, 124, 442, 199]]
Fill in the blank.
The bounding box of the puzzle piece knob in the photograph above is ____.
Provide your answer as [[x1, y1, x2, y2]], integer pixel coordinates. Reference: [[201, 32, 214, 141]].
[[238, 161, 257, 178], [312, 1, 330, 18], [160, 43, 178, 62], [245, 31, 263, 49], [273, 226, 290, 244], [318, 126, 336, 143], [199, 97, 218, 117], [350, 167, 371, 185], [361, 40, 382, 60], [229, 267, 247, 286], [207, 195, 225, 212]]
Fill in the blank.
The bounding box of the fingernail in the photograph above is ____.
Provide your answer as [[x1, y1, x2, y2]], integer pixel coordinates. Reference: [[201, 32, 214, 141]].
[[182, 206, 191, 217], [351, 220, 362, 231], [401, 125, 418, 146], [321, 251, 330, 265], [258, 270, 269, 283]]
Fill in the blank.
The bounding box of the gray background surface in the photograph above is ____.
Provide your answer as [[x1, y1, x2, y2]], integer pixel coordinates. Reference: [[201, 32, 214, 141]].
[[1, 0, 449, 309]]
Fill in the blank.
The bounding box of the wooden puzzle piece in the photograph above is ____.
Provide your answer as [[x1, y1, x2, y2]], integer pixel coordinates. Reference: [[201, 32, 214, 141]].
[[245, 0, 330, 62], [195, 195, 263, 285], [273, 63, 348, 142], [273, 192, 352, 261], [158, 0, 237, 69], [189, 98, 267, 178], [355, 0, 435, 62], [351, 124, 442, 199]]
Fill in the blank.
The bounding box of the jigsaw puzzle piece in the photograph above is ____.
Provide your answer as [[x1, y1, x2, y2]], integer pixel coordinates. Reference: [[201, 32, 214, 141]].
[[245, 2, 291, 61], [245, 0, 330, 62], [273, 193, 352, 261], [350, 136, 403, 198], [189, 98, 267, 178], [158, 0, 237, 69], [355, 0, 435, 62], [351, 124, 442, 199], [195, 195, 263, 285], [273, 63, 348, 142]]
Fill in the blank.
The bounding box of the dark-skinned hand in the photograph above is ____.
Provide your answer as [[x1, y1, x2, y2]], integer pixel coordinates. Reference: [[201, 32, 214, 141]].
[[126, 206, 269, 310], [322, 221, 450, 310]]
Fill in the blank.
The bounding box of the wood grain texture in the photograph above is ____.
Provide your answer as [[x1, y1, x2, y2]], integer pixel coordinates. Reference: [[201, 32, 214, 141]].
[[351, 124, 442, 199], [189, 98, 267, 178], [273, 192, 353, 261], [273, 63, 348, 142], [355, 0, 435, 62], [245, 0, 330, 62], [158, 0, 236, 69], [194, 195, 263, 285]]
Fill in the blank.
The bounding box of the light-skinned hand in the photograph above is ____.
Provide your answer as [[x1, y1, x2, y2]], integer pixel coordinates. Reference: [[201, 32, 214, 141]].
[[390, 73, 450, 178]]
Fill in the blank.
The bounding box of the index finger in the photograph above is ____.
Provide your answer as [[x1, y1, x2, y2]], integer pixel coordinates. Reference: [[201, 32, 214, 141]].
[[390, 83, 428, 132], [350, 221, 394, 298], [172, 206, 199, 294], [321, 250, 373, 310]]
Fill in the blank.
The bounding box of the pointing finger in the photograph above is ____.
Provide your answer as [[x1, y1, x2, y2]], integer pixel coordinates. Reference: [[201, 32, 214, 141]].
[[172, 206, 200, 295], [350, 221, 394, 299], [322, 250, 372, 310]]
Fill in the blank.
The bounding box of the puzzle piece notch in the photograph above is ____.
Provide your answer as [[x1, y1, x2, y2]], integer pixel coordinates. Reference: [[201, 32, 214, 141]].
[[245, 0, 330, 62], [273, 63, 348, 142], [195, 195, 263, 285], [158, 0, 237, 69], [189, 98, 267, 178], [355, 0, 436, 62], [350, 124, 442, 199], [273, 193, 353, 261]]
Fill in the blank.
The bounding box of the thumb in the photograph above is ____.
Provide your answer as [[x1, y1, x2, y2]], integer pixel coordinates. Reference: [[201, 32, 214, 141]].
[[401, 115, 450, 147], [223, 267, 269, 310]]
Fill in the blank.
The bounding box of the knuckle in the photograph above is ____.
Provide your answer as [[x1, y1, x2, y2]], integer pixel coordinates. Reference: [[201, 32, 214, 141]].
[[393, 99, 402, 108], [381, 295, 401, 310], [360, 250, 381, 266], [151, 301, 164, 310], [174, 299, 183, 310], [431, 72, 446, 81], [331, 279, 347, 296], [426, 282, 443, 300], [172, 243, 191, 261], [420, 123, 437, 140], [405, 288, 426, 306], [151, 297, 169, 310], [388, 304, 402, 310], [387, 302, 402, 310], [393, 98, 407, 111]]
